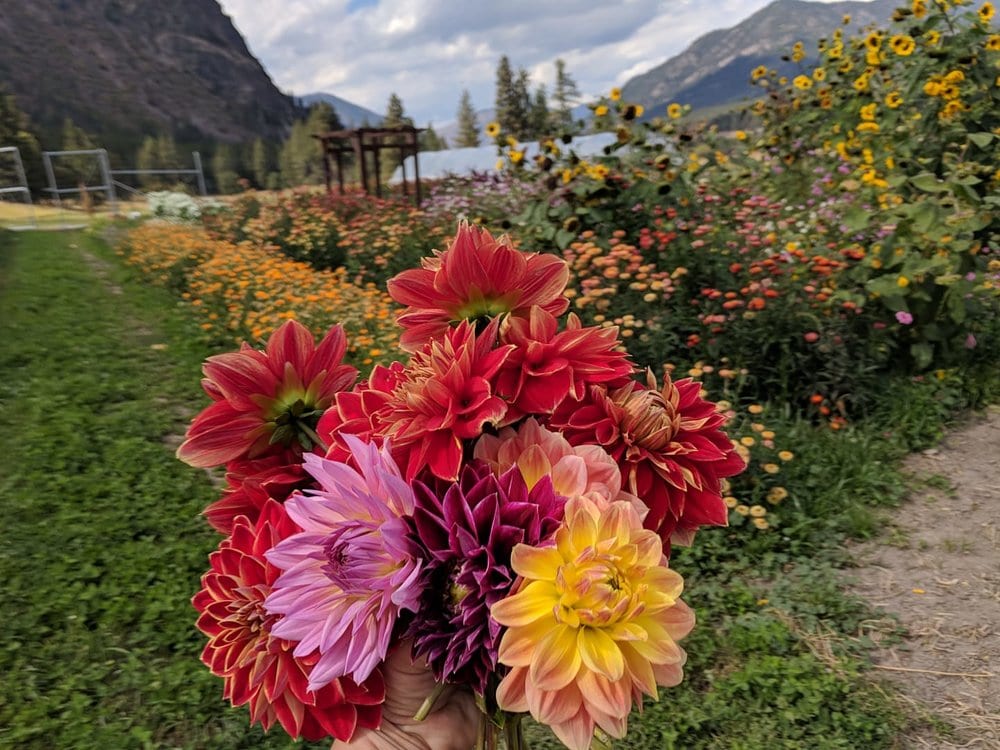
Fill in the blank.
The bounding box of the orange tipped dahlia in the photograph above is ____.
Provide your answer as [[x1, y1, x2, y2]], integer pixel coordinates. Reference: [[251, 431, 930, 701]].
[[491, 498, 695, 750], [380, 319, 514, 481], [549, 372, 745, 551], [177, 320, 357, 469], [387, 222, 570, 351], [193, 500, 384, 740]]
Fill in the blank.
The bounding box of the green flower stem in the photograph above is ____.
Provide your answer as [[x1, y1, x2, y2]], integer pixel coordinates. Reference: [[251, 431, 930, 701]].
[[298, 422, 329, 454], [412, 682, 447, 722]]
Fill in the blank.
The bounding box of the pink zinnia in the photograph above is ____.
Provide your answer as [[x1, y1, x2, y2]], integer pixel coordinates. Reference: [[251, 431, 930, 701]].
[[387, 221, 570, 351], [264, 436, 422, 690], [177, 320, 357, 469]]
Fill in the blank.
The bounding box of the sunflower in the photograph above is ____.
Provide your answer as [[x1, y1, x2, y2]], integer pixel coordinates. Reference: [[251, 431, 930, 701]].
[[485, 121, 501, 138]]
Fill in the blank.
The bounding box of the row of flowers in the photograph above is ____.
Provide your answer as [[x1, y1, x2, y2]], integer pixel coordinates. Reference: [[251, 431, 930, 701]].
[[118, 224, 397, 364]]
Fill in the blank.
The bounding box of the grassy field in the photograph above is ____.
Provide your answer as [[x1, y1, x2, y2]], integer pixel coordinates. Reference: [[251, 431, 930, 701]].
[[2, 228, 996, 749]]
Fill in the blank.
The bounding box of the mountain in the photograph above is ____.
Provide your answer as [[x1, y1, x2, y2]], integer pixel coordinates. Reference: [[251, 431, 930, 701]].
[[299, 93, 383, 129], [622, 0, 897, 116], [0, 0, 299, 152]]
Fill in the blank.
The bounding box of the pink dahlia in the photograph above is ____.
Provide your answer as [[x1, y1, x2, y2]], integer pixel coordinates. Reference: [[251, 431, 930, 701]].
[[549, 372, 745, 551], [474, 417, 640, 511], [204, 456, 311, 534], [380, 319, 514, 481], [193, 499, 384, 741], [495, 308, 634, 424], [177, 320, 357, 469], [405, 461, 565, 694], [387, 221, 570, 351], [264, 436, 422, 690]]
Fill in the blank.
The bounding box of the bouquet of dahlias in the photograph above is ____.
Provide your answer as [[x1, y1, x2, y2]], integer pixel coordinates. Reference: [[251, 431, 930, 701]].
[[181, 222, 744, 750]]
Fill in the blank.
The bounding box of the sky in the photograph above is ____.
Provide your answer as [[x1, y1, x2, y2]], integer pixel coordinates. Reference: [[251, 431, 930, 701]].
[[218, 0, 869, 127]]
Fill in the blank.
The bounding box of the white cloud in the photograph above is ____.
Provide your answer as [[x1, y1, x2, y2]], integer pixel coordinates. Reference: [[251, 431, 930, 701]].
[[218, 0, 877, 125]]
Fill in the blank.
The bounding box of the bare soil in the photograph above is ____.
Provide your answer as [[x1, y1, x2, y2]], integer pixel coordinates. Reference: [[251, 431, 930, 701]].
[[847, 405, 1000, 748]]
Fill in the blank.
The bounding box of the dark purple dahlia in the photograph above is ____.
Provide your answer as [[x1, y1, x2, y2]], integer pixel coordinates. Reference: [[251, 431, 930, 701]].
[[405, 460, 564, 694]]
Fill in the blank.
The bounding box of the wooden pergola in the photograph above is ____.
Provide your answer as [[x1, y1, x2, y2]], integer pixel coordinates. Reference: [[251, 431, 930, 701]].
[[315, 126, 424, 205]]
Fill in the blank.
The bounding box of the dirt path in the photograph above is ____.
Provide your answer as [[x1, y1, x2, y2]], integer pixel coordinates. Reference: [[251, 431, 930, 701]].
[[847, 406, 1000, 748]]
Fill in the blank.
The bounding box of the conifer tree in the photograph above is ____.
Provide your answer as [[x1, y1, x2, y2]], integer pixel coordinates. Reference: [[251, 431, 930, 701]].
[[529, 84, 550, 140], [455, 89, 481, 148], [494, 55, 516, 135], [211, 143, 240, 194], [250, 138, 271, 189], [420, 124, 447, 152], [0, 89, 42, 192], [552, 58, 581, 133]]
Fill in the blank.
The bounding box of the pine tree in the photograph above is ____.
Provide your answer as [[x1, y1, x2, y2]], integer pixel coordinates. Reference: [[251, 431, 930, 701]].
[[135, 136, 160, 189], [211, 143, 240, 194], [494, 55, 516, 135], [509, 69, 532, 139], [552, 59, 581, 133], [0, 89, 42, 192], [250, 138, 271, 189], [420, 124, 447, 152], [58, 119, 98, 189], [455, 90, 481, 148], [529, 85, 550, 140], [381, 93, 415, 180]]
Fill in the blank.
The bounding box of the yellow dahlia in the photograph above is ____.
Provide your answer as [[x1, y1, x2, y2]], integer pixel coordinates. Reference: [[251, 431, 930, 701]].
[[492, 498, 695, 750]]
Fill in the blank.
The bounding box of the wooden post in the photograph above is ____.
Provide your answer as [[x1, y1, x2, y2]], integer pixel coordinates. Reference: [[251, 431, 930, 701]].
[[321, 141, 332, 194], [355, 130, 368, 196], [335, 149, 345, 195], [413, 137, 422, 207], [372, 134, 382, 198]]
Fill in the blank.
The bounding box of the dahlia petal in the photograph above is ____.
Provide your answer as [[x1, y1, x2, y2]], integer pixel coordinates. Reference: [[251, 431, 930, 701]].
[[495, 666, 530, 712], [577, 668, 631, 721], [508, 545, 564, 585], [577, 628, 625, 681], [530, 625, 582, 691], [549, 707, 596, 750], [202, 351, 274, 404], [492, 579, 559, 627]]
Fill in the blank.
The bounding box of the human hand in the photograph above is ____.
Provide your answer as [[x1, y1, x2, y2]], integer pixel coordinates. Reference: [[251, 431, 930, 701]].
[[341, 640, 480, 750]]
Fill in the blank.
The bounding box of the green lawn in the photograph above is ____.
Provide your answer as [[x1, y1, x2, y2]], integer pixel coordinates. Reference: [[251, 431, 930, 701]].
[[2, 228, 994, 749]]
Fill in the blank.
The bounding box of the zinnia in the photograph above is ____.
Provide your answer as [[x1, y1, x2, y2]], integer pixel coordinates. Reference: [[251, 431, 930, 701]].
[[177, 320, 357, 469], [405, 461, 564, 694], [492, 497, 695, 750], [549, 372, 745, 550], [264, 437, 422, 689], [387, 222, 570, 351], [193, 500, 384, 741]]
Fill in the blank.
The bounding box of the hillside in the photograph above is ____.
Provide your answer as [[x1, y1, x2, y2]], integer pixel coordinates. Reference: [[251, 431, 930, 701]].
[[622, 0, 897, 114], [300, 93, 383, 129], [0, 0, 299, 152]]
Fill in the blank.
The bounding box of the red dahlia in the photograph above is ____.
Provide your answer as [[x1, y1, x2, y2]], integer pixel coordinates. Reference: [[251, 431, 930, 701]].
[[193, 500, 384, 740], [549, 372, 745, 551]]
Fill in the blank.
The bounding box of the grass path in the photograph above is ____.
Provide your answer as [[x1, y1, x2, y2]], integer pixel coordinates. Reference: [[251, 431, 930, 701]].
[[0, 230, 307, 749]]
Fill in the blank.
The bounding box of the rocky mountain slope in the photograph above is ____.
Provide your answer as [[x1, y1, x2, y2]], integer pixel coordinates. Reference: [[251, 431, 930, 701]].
[[623, 0, 897, 114], [0, 0, 299, 150]]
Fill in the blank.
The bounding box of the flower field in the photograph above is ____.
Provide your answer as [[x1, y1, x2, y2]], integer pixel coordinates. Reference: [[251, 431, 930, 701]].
[[3, 3, 1000, 749]]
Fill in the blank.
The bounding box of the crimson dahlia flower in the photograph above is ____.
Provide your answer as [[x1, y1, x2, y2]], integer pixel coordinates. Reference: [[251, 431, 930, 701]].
[[495, 307, 634, 424], [204, 456, 310, 534], [177, 320, 357, 469], [380, 319, 514, 481], [405, 461, 565, 695], [193, 500, 383, 741], [549, 372, 745, 551], [264, 437, 422, 690], [387, 222, 570, 351], [315, 361, 406, 462]]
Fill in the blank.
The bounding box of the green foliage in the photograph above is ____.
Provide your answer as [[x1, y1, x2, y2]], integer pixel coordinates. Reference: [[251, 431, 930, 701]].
[[0, 88, 43, 192], [552, 58, 582, 135]]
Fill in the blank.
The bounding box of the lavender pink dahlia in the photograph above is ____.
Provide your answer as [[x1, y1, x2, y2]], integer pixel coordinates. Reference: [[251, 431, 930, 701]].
[[264, 436, 422, 691], [405, 461, 565, 694]]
